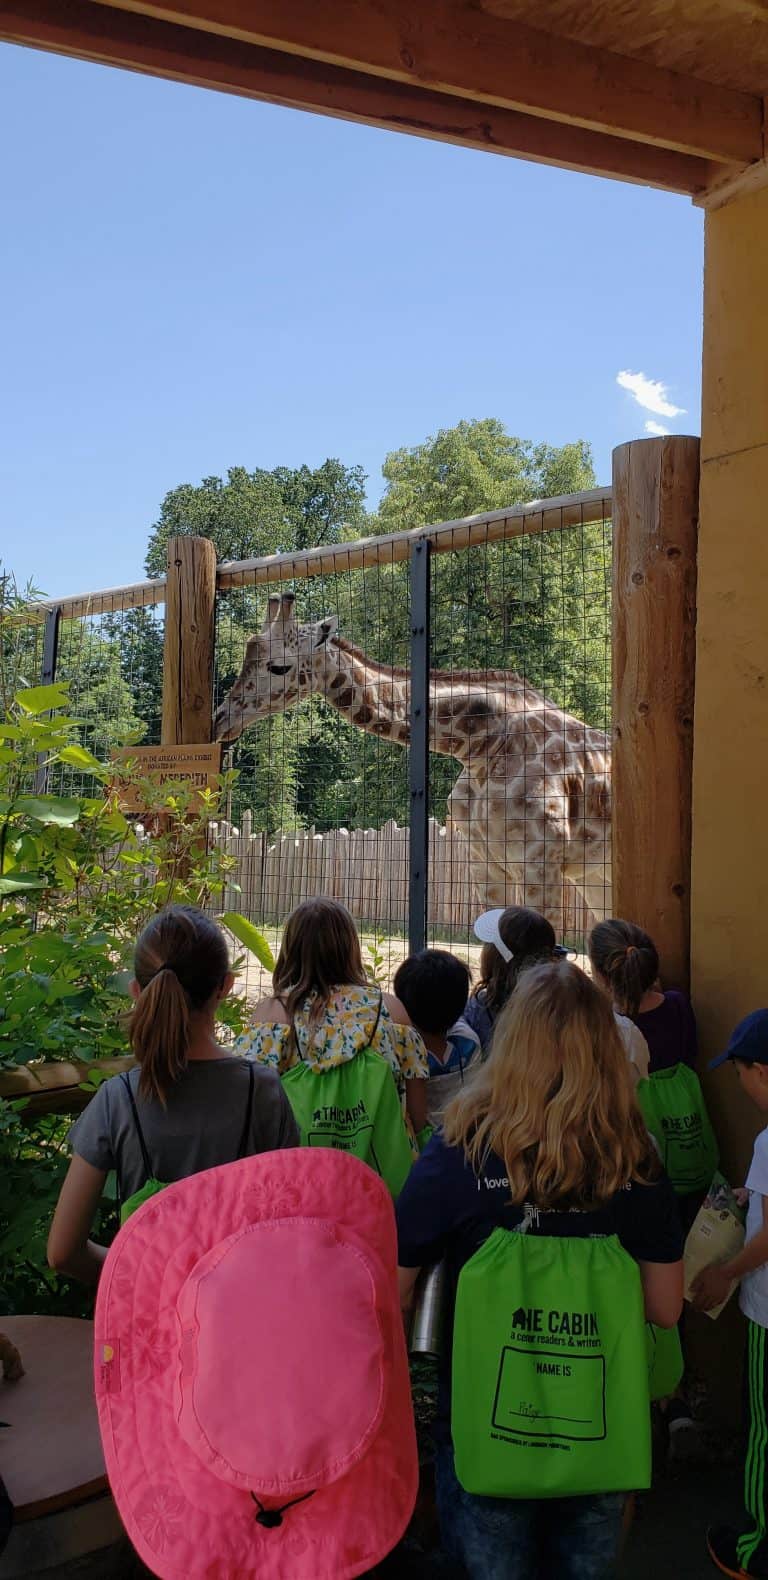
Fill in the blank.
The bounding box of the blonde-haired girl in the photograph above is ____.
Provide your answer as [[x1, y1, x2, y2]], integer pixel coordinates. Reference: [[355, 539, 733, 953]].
[[397, 961, 683, 1580]]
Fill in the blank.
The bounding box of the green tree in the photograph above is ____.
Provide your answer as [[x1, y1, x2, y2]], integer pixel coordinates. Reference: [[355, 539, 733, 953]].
[[375, 420, 595, 532], [144, 459, 367, 576], [365, 420, 607, 821], [142, 459, 369, 828], [132, 427, 607, 838]]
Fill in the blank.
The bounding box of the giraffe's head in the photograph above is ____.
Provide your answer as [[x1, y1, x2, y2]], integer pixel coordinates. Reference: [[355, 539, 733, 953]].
[[213, 592, 337, 742]]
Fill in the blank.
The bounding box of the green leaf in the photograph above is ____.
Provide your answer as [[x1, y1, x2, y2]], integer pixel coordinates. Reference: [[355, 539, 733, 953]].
[[0, 725, 23, 741], [0, 873, 46, 895], [57, 745, 102, 771], [14, 683, 71, 715], [15, 795, 81, 826], [220, 912, 275, 972], [0, 748, 17, 764], [107, 970, 133, 995]]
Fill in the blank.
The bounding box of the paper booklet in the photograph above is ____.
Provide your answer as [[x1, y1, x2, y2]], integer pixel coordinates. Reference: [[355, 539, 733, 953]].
[[683, 1172, 746, 1320]]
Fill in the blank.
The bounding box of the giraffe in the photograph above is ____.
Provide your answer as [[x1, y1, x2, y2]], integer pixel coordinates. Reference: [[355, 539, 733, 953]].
[[213, 592, 611, 937]]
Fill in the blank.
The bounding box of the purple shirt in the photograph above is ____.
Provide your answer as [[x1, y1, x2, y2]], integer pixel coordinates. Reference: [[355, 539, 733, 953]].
[[633, 989, 698, 1075]]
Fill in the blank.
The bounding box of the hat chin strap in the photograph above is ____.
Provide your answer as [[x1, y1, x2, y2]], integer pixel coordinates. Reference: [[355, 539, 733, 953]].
[[250, 1490, 316, 1529]]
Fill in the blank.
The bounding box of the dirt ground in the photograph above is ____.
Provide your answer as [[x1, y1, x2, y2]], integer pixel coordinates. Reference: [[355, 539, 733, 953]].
[[623, 1460, 743, 1578]]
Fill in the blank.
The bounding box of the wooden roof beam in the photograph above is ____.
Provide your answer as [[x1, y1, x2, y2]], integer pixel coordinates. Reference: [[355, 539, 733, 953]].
[[0, 0, 720, 195], [90, 0, 764, 165]]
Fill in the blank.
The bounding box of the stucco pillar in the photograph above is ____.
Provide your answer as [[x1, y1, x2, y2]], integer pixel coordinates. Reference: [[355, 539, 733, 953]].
[[688, 182, 768, 1415], [693, 184, 768, 1187]]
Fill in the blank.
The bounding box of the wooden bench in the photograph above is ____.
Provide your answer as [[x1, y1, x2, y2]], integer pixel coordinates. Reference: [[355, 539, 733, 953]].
[[0, 1316, 123, 1577]]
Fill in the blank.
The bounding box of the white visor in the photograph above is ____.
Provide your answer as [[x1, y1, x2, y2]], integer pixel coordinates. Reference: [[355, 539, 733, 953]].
[[473, 909, 513, 963]]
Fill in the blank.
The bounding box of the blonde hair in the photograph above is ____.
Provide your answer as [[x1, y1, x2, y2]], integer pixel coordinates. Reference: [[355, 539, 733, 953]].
[[443, 960, 659, 1209], [273, 898, 367, 1037]]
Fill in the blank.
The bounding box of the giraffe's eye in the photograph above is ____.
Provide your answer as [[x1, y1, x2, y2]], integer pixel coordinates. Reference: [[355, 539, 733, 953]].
[[266, 663, 292, 676]]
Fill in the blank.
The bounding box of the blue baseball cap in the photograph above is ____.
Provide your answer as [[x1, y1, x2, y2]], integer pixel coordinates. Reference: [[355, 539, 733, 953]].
[[709, 1009, 768, 1070]]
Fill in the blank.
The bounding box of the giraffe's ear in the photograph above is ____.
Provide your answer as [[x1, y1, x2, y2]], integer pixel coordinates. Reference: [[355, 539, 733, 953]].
[[314, 616, 338, 647]]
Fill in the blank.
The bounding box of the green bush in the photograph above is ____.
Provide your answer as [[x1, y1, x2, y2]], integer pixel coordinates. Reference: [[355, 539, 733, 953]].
[[0, 679, 272, 1315]]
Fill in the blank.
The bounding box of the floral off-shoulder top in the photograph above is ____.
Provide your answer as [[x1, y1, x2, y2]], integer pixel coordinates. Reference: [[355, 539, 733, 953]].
[[236, 985, 428, 1121]]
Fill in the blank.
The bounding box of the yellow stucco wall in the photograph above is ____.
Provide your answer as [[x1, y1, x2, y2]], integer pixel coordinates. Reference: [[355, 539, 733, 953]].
[[693, 182, 768, 1182]]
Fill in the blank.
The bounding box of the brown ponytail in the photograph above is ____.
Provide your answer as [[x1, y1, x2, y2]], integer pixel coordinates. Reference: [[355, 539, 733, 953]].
[[588, 918, 659, 1019], [129, 906, 231, 1104]]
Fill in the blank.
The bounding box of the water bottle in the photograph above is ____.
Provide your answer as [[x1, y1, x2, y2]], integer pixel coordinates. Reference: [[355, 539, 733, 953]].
[[408, 1261, 448, 1357]]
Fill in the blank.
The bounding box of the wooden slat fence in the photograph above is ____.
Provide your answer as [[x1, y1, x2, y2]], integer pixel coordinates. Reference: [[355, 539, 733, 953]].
[[212, 814, 594, 938]]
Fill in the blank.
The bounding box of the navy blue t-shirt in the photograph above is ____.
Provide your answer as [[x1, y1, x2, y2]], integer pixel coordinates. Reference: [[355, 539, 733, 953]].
[[463, 992, 495, 1053], [396, 1132, 683, 1436]]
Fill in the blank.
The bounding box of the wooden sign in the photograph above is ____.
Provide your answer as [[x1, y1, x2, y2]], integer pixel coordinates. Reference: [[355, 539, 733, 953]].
[[111, 743, 223, 813]]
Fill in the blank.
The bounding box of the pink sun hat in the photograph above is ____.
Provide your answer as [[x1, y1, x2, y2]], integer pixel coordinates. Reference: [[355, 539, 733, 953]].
[[94, 1148, 418, 1579]]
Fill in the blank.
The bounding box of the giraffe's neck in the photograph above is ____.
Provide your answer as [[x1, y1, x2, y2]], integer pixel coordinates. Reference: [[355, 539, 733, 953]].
[[312, 637, 526, 764]]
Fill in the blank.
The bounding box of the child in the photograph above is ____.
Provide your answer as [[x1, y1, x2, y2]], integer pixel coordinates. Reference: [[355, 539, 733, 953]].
[[591, 918, 716, 1456], [589, 918, 698, 1073], [238, 898, 428, 1139], [589, 918, 716, 1206], [397, 961, 683, 1580], [471, 905, 649, 1081], [465, 905, 562, 1052], [693, 1009, 768, 1579], [47, 905, 299, 1282], [393, 949, 482, 1128]]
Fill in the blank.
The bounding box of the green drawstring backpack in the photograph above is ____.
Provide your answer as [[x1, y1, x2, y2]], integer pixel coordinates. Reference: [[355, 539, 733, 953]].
[[118, 1064, 255, 1223], [646, 1321, 684, 1402], [452, 1228, 651, 1499], [636, 1063, 718, 1195], [280, 993, 414, 1199]]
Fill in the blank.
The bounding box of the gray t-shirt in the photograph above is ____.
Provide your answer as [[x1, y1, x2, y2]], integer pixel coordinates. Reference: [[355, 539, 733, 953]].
[[69, 1058, 298, 1200]]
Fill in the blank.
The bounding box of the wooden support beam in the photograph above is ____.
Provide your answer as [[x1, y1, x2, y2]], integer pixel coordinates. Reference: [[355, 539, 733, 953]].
[[0, 1055, 135, 1115], [161, 534, 217, 745], [88, 0, 763, 164], [611, 436, 699, 992], [0, 0, 717, 194]]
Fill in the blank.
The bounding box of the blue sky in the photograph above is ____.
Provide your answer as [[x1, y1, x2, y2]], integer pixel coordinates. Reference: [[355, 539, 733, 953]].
[[0, 44, 704, 599]]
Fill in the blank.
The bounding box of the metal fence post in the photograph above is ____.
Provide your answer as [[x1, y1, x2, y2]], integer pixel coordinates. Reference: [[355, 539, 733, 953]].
[[408, 540, 431, 954], [35, 605, 61, 794]]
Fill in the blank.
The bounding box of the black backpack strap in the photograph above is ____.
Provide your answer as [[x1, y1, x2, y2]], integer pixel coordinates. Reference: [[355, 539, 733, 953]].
[[368, 990, 384, 1047], [236, 1062, 256, 1159], [121, 1072, 153, 1183]]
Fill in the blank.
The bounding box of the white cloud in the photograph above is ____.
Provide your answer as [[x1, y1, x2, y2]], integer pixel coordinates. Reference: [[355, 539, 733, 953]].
[[616, 370, 685, 418], [644, 420, 670, 436]]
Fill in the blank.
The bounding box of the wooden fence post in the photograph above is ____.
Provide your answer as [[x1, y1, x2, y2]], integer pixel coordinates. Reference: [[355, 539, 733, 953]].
[[161, 535, 218, 746], [611, 436, 700, 991]]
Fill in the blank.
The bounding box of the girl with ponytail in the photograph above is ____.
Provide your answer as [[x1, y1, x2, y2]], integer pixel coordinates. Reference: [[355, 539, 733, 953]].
[[588, 918, 698, 1074], [48, 906, 298, 1284]]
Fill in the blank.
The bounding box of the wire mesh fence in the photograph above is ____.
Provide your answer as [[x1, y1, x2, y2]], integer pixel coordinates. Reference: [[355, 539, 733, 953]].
[[212, 492, 613, 991], [0, 603, 47, 713], [3, 492, 613, 997], [213, 545, 414, 987], [0, 586, 165, 799], [424, 505, 612, 959]]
